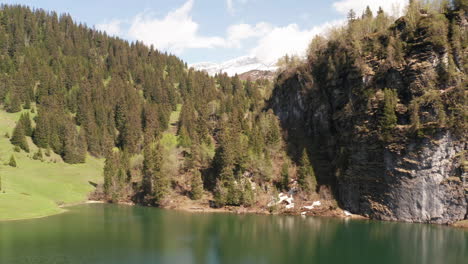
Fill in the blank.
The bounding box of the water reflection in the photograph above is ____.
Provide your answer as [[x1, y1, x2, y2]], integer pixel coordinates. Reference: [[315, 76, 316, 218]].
[[0, 204, 466, 264]]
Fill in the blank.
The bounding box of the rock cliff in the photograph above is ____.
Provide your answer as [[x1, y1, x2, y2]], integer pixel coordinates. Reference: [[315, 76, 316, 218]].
[[270, 8, 467, 224]]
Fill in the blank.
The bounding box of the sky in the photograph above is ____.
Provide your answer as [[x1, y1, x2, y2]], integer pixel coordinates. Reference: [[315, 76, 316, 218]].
[[2, 0, 408, 65]]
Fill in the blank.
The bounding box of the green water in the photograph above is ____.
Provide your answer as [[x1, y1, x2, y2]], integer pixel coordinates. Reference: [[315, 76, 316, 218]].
[[0, 204, 466, 264]]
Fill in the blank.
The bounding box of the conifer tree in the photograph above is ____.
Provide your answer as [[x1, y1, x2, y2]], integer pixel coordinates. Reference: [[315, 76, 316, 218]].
[[241, 179, 254, 207], [347, 9, 356, 22], [19, 113, 33, 137], [281, 162, 290, 191], [190, 170, 204, 200], [33, 148, 44, 161], [63, 125, 87, 164], [226, 179, 241, 206], [103, 152, 119, 197], [10, 121, 29, 152], [143, 144, 167, 204], [6, 93, 21, 113], [214, 179, 228, 207], [297, 149, 317, 193], [177, 125, 192, 148], [377, 6, 384, 15], [33, 113, 49, 149], [364, 6, 373, 18], [9, 155, 17, 167], [380, 89, 398, 140], [142, 145, 154, 196], [152, 144, 167, 204], [23, 99, 31, 110]]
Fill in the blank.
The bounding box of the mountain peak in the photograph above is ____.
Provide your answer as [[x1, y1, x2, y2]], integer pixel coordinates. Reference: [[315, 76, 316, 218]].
[[190, 56, 278, 76]]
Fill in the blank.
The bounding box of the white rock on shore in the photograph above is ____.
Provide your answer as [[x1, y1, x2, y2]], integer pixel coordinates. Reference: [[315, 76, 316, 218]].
[[268, 192, 295, 208], [303, 201, 322, 210]]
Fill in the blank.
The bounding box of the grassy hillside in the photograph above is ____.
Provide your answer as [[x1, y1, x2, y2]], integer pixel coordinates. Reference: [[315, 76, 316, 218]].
[[0, 107, 104, 221]]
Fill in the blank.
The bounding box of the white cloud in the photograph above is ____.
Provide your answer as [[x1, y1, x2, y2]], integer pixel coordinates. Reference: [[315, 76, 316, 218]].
[[96, 20, 122, 36], [128, 0, 225, 54], [226, 0, 249, 15], [96, 0, 357, 67], [226, 22, 272, 48], [227, 0, 234, 14], [250, 20, 344, 65], [223, 19, 344, 64], [333, 0, 407, 17]]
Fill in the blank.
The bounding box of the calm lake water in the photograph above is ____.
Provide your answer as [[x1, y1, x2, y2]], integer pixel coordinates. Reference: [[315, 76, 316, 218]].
[[0, 204, 466, 264]]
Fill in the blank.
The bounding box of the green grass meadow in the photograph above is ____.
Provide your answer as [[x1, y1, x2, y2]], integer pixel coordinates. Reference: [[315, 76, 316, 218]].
[[0, 108, 104, 221]]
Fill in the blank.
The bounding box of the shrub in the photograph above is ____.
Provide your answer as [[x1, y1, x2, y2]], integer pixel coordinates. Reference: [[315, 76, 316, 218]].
[[380, 89, 398, 141], [33, 149, 44, 161], [8, 155, 17, 167]]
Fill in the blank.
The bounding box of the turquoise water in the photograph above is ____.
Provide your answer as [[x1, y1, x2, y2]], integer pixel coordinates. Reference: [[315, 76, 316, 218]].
[[0, 204, 466, 264]]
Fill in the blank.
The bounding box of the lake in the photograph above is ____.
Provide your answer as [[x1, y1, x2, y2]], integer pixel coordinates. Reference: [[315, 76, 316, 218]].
[[0, 204, 466, 264]]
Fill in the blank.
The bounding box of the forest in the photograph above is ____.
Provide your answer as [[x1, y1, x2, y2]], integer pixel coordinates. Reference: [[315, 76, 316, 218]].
[[0, 4, 315, 209]]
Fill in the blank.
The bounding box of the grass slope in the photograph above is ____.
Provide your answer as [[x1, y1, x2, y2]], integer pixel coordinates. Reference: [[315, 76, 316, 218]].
[[0, 107, 104, 221]]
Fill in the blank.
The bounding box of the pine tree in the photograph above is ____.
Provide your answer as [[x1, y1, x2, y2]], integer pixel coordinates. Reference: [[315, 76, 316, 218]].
[[364, 6, 373, 18], [347, 9, 356, 22], [45, 147, 51, 157], [190, 170, 204, 200], [63, 125, 86, 164], [142, 145, 154, 196], [24, 99, 31, 109], [226, 179, 242, 206], [10, 121, 29, 152], [19, 113, 33, 137], [177, 125, 192, 148], [143, 144, 168, 204], [241, 179, 254, 207], [380, 89, 398, 140], [103, 152, 118, 197], [6, 93, 21, 113], [265, 111, 281, 147], [377, 6, 384, 15], [33, 113, 49, 149], [281, 162, 290, 191], [297, 149, 317, 193], [9, 155, 17, 167], [214, 179, 228, 207], [33, 148, 44, 161], [152, 144, 168, 204]]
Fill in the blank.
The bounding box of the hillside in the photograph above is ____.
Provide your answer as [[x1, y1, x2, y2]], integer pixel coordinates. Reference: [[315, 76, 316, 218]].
[[0, 107, 103, 220], [0, 5, 316, 219]]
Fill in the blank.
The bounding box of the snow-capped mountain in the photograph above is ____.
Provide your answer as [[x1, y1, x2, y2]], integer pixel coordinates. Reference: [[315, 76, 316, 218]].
[[190, 56, 278, 76]]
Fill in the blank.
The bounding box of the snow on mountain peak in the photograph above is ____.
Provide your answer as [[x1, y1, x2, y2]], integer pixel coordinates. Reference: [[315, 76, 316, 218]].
[[190, 56, 278, 76]]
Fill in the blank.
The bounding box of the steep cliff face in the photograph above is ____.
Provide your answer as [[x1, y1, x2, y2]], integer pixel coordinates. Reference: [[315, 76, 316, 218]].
[[339, 131, 466, 224], [271, 9, 467, 224]]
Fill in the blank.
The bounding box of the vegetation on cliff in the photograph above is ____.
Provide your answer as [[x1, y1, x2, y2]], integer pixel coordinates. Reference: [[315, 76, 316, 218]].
[[272, 0, 466, 223]]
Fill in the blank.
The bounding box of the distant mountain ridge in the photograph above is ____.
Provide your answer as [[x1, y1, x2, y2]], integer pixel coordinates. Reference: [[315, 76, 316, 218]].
[[190, 56, 278, 76], [238, 70, 276, 81]]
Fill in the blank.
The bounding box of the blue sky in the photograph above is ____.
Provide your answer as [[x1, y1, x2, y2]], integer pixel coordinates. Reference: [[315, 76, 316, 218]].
[[1, 0, 407, 64]]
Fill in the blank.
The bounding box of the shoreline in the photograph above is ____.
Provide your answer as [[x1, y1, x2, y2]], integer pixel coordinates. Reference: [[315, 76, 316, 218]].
[[0, 200, 106, 222], [1, 199, 466, 229]]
